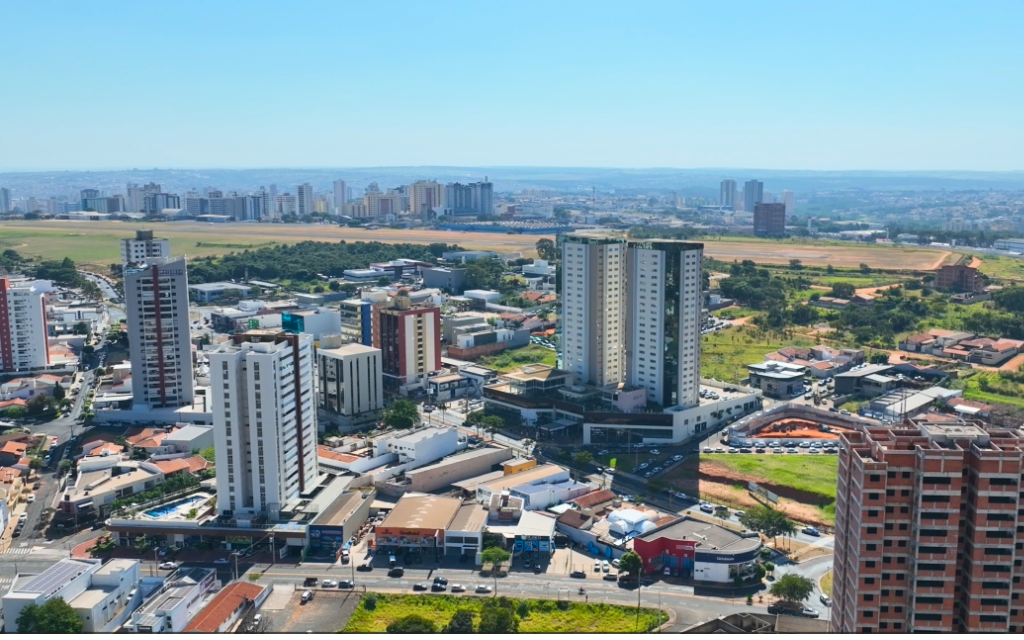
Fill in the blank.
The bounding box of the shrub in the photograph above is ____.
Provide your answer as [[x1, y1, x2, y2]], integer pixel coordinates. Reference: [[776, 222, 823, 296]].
[[364, 593, 379, 610]]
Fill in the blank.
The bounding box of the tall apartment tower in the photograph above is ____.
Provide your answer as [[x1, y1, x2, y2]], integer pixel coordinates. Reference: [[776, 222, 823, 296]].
[[753, 203, 787, 237], [0, 277, 51, 373], [833, 420, 1024, 633], [296, 183, 314, 217], [209, 330, 317, 519], [372, 297, 441, 387], [317, 338, 384, 431], [333, 179, 347, 215], [408, 180, 443, 215], [719, 180, 736, 209], [471, 179, 494, 215], [124, 256, 194, 409], [782, 190, 795, 215], [743, 180, 763, 213], [625, 241, 703, 408], [119, 230, 170, 267], [559, 235, 626, 388], [0, 188, 10, 214]]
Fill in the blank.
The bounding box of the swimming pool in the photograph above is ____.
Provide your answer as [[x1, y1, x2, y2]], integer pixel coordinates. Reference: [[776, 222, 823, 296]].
[[144, 495, 208, 519]]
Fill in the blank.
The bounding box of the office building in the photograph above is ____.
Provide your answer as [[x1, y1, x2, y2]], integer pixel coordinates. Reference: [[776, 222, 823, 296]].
[[317, 340, 384, 430], [296, 183, 314, 216], [753, 203, 786, 236], [143, 192, 180, 214], [0, 276, 51, 373], [333, 179, 347, 215], [339, 298, 374, 346], [625, 240, 703, 408], [124, 256, 194, 408], [560, 234, 626, 388], [373, 297, 441, 387], [207, 194, 248, 220], [719, 179, 736, 209], [126, 182, 161, 213], [82, 196, 124, 214], [408, 180, 443, 216], [743, 180, 763, 213], [782, 190, 795, 216], [210, 330, 317, 519], [0, 188, 10, 214], [833, 421, 1024, 633], [120, 229, 170, 267]]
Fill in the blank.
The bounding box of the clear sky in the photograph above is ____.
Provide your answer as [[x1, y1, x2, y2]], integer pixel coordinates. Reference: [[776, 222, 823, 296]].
[[2, 1, 1022, 172]]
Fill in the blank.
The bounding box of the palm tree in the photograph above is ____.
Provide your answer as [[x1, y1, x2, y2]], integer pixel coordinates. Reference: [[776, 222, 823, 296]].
[[437, 401, 449, 426]]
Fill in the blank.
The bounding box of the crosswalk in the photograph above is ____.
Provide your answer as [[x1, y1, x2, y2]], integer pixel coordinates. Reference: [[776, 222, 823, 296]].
[[0, 577, 13, 595], [0, 546, 70, 559]]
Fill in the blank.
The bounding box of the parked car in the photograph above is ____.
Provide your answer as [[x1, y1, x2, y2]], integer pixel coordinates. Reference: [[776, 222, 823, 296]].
[[388, 567, 405, 577], [772, 447, 783, 454], [433, 576, 448, 585], [638, 462, 650, 470], [476, 584, 493, 593], [598, 449, 609, 456], [451, 584, 465, 593], [612, 558, 620, 568], [802, 527, 821, 537], [802, 607, 820, 619], [214, 558, 229, 565], [594, 560, 601, 572], [702, 447, 712, 453], [699, 502, 714, 514], [158, 562, 178, 570], [819, 594, 831, 606], [301, 590, 313, 604], [322, 579, 338, 588], [357, 563, 373, 571], [714, 447, 725, 453], [26, 494, 35, 503], [673, 454, 683, 461], [728, 447, 738, 453], [602, 561, 610, 573], [675, 492, 688, 500], [571, 570, 587, 578], [650, 449, 660, 455], [413, 583, 429, 591], [787, 447, 799, 454], [431, 582, 447, 591], [303, 577, 318, 587]]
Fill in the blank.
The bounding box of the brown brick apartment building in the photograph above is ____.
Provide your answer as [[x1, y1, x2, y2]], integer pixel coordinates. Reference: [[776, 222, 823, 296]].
[[935, 264, 983, 292], [753, 203, 786, 237], [833, 420, 1024, 633]]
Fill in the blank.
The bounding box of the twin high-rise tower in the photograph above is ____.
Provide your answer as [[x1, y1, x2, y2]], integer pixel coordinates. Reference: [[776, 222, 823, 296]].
[[559, 234, 703, 409]]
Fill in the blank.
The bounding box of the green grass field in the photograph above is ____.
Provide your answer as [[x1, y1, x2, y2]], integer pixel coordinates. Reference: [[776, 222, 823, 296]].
[[700, 327, 818, 383], [478, 344, 558, 372], [701, 454, 839, 500], [977, 255, 1024, 282], [952, 372, 1024, 408], [342, 594, 664, 633]]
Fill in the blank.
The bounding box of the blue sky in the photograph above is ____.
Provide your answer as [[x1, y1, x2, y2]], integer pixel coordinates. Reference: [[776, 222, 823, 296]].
[[2, 1, 1021, 171]]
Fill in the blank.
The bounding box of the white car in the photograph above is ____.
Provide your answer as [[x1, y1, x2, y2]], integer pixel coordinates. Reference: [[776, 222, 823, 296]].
[[594, 560, 601, 572], [322, 579, 338, 588], [214, 558, 229, 565], [451, 584, 465, 593], [158, 562, 178, 570], [702, 447, 712, 453], [612, 558, 620, 568], [602, 561, 610, 572], [672, 454, 683, 461], [675, 491, 688, 499], [650, 449, 660, 455], [475, 585, 492, 593], [26, 495, 35, 503]]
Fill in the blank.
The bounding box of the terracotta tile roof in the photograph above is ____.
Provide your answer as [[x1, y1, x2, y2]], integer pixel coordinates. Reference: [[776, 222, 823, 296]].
[[184, 455, 212, 473], [0, 399, 27, 409], [183, 582, 266, 633], [555, 509, 592, 530], [15, 457, 32, 468], [317, 444, 359, 464], [904, 333, 934, 344], [0, 467, 22, 483], [85, 443, 123, 457], [154, 459, 190, 475], [125, 427, 162, 446], [1, 442, 27, 456], [132, 432, 169, 449], [947, 398, 994, 412], [571, 489, 617, 509]]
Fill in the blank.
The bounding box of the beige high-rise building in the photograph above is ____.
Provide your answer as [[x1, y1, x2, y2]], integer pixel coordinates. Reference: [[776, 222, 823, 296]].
[[408, 180, 443, 215], [559, 234, 626, 388], [124, 256, 194, 409]]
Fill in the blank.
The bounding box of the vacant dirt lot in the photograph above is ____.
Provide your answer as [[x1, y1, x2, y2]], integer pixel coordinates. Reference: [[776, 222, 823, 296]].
[[2, 221, 956, 270], [267, 588, 363, 633]]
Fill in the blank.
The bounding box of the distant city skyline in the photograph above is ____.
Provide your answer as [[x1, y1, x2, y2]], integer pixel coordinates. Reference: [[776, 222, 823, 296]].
[[2, 1, 1022, 171]]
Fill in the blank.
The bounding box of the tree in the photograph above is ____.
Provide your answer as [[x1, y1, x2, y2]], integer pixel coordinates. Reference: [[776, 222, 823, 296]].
[[573, 450, 593, 466], [769, 574, 815, 604], [27, 394, 58, 416], [16, 598, 84, 633], [481, 415, 504, 437], [713, 505, 731, 521], [738, 506, 796, 546], [831, 282, 856, 299], [481, 546, 510, 567], [859, 263, 872, 274], [444, 610, 476, 633], [535, 238, 558, 262], [53, 383, 66, 402], [58, 459, 73, 473], [386, 614, 437, 634], [788, 259, 803, 270], [72, 321, 91, 335], [382, 399, 420, 430], [28, 457, 43, 470], [478, 598, 519, 633], [436, 400, 449, 425], [618, 550, 643, 578]]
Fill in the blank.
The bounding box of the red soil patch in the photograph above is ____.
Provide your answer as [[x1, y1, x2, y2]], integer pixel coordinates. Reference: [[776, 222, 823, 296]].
[[749, 418, 858, 440]]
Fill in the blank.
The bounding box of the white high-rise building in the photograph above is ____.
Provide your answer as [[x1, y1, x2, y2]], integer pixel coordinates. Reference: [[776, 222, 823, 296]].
[[275, 194, 297, 217], [333, 179, 347, 215], [124, 256, 194, 409], [625, 240, 703, 408], [743, 180, 763, 213], [0, 188, 10, 214], [719, 179, 736, 209], [119, 230, 170, 267], [317, 339, 384, 431], [0, 276, 52, 373], [559, 235, 626, 388], [782, 190, 795, 216], [210, 330, 318, 519], [296, 183, 314, 217], [125, 183, 145, 213]]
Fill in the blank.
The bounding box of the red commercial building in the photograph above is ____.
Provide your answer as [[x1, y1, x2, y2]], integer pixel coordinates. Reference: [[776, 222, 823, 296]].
[[833, 419, 1024, 633], [633, 516, 762, 583], [753, 203, 786, 237]]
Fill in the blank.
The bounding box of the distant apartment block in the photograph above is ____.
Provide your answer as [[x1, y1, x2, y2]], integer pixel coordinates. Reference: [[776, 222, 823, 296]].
[[743, 180, 763, 212], [373, 298, 441, 388], [753, 203, 786, 236], [936, 264, 983, 292], [719, 179, 736, 209], [0, 276, 51, 373], [120, 230, 170, 267]]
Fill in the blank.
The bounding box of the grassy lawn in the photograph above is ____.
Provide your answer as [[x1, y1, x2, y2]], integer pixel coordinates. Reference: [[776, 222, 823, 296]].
[[343, 594, 664, 633], [701, 454, 839, 500], [700, 326, 817, 383], [820, 571, 833, 596], [952, 372, 1024, 408], [976, 254, 1024, 282], [713, 306, 755, 319], [478, 344, 557, 372]]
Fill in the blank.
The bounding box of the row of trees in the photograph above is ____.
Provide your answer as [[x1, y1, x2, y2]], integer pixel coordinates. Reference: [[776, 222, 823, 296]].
[[385, 597, 521, 633]]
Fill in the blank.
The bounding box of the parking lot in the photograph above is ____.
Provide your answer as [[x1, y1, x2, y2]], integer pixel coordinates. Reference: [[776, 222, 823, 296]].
[[266, 587, 363, 633], [703, 441, 840, 456]]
